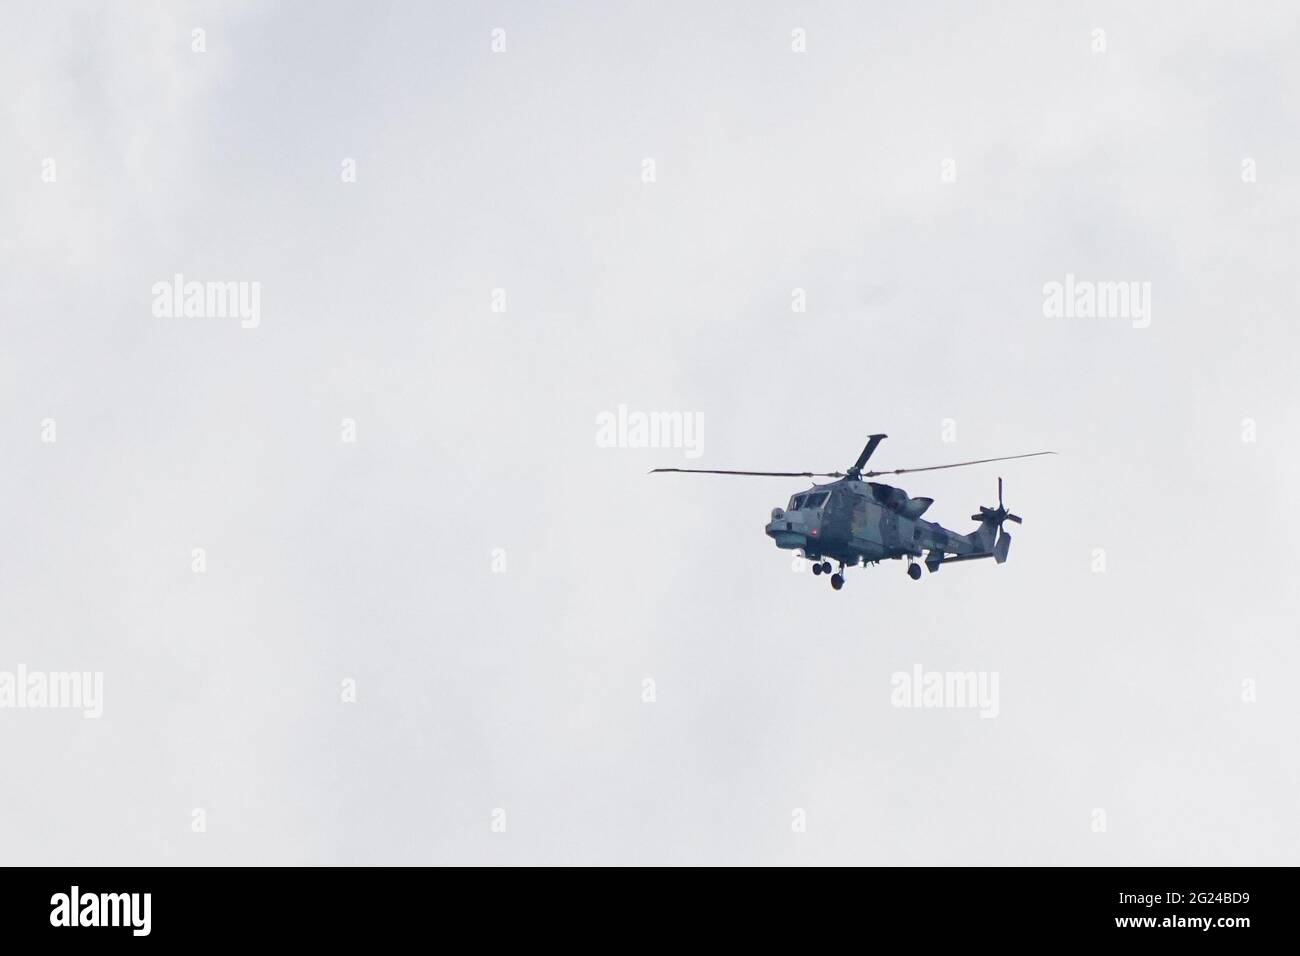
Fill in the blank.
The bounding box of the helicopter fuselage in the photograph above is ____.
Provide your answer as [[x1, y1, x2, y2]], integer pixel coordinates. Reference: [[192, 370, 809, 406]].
[[763, 477, 990, 568]]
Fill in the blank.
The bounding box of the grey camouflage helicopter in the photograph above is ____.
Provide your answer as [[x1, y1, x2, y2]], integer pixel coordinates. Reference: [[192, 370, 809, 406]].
[[652, 434, 1055, 591]]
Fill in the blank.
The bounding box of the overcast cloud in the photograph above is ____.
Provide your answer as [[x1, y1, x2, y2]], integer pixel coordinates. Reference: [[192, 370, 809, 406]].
[[1, 1, 1297, 865]]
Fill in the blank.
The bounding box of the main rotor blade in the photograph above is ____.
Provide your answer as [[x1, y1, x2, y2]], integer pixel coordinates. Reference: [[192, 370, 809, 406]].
[[649, 468, 844, 478], [849, 433, 888, 474], [863, 451, 1056, 478]]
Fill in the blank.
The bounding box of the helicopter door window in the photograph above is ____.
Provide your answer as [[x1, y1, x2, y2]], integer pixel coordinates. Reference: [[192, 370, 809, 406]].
[[805, 492, 828, 509]]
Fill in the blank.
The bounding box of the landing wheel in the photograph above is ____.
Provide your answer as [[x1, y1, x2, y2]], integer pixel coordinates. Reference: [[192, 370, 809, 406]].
[[907, 564, 922, 580], [830, 573, 844, 590], [811, 562, 823, 576], [821, 562, 832, 575]]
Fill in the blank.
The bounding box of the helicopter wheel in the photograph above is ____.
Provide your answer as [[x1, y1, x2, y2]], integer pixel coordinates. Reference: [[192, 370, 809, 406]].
[[821, 562, 832, 575], [830, 573, 844, 591], [907, 564, 922, 581], [811, 562, 823, 576]]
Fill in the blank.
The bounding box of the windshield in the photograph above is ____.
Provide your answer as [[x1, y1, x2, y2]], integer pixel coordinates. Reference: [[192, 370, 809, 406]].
[[791, 492, 828, 511]]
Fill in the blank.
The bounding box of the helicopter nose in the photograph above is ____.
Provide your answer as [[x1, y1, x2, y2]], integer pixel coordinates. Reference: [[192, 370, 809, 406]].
[[765, 508, 815, 550]]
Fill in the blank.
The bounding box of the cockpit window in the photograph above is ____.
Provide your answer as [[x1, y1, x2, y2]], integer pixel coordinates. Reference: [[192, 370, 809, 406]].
[[790, 492, 829, 511]]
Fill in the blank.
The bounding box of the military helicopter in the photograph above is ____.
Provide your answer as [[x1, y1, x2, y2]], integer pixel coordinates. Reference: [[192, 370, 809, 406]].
[[652, 434, 1055, 590]]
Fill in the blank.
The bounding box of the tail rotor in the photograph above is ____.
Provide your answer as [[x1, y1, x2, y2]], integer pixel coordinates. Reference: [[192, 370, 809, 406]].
[[969, 477, 1021, 563], [971, 477, 1022, 526]]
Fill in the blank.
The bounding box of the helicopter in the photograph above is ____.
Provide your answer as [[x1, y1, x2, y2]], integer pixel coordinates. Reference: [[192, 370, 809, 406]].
[[652, 434, 1055, 590]]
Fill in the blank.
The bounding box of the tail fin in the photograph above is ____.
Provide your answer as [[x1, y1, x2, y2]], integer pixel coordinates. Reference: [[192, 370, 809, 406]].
[[966, 517, 999, 553], [993, 529, 1012, 563]]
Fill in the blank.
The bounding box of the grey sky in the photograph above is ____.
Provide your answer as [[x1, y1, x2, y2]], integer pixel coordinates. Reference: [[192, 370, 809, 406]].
[[1, 1, 1297, 864]]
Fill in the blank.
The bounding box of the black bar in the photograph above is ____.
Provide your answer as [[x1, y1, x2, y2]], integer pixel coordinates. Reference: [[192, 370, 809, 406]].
[[0, 866, 1287, 944]]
